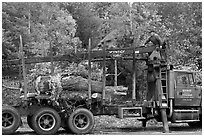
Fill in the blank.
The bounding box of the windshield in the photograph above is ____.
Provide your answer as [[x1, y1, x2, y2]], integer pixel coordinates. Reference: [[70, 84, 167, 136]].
[[176, 72, 194, 86]]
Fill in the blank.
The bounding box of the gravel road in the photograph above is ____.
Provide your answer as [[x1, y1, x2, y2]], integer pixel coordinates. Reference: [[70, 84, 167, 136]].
[[15, 116, 202, 135]]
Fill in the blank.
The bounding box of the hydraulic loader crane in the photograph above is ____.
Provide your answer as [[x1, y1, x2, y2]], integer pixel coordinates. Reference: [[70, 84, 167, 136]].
[[91, 42, 170, 132]]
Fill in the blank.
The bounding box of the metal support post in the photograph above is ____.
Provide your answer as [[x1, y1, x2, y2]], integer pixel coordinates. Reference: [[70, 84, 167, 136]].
[[114, 59, 117, 87], [132, 48, 136, 102], [102, 43, 106, 105], [160, 108, 170, 133], [50, 41, 54, 75], [88, 38, 92, 104], [19, 35, 28, 100]]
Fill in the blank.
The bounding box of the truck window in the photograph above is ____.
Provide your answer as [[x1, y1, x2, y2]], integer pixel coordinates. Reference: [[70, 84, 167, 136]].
[[177, 73, 189, 85], [176, 72, 194, 86]]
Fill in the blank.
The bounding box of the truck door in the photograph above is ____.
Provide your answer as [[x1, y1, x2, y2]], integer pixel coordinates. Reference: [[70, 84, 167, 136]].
[[175, 72, 201, 106]]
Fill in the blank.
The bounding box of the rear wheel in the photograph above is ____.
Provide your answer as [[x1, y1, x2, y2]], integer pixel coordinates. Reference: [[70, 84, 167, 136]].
[[32, 107, 61, 135], [2, 106, 21, 134], [68, 108, 94, 134]]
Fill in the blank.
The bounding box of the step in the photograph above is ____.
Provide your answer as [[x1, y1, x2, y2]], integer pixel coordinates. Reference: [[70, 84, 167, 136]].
[[174, 119, 200, 123], [118, 107, 142, 119], [174, 109, 199, 113], [172, 109, 200, 123]]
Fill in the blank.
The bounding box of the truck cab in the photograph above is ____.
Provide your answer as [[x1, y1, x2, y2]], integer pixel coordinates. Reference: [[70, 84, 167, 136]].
[[168, 70, 202, 124], [169, 70, 202, 106]]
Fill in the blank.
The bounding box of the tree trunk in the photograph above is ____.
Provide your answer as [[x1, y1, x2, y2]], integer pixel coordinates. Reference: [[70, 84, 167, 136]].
[[61, 76, 128, 94], [61, 76, 103, 93]]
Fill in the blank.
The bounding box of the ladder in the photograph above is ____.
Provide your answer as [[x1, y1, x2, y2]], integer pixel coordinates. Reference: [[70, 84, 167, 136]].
[[160, 67, 168, 107]]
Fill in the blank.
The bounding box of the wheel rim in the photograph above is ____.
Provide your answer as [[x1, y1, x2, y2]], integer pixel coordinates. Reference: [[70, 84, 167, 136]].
[[38, 113, 56, 131], [2, 112, 14, 128], [73, 113, 90, 130]]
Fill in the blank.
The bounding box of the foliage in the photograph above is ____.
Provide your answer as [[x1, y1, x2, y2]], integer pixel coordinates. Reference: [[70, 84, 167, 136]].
[[31, 3, 79, 56], [2, 78, 22, 105], [2, 2, 202, 104], [156, 2, 202, 70], [2, 2, 81, 77], [61, 3, 102, 48], [61, 61, 103, 81]]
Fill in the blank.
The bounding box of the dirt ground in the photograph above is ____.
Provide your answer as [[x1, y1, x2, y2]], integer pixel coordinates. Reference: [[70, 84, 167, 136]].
[[15, 115, 202, 135]]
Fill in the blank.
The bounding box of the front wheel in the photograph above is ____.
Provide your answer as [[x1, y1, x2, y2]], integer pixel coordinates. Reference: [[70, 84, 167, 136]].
[[32, 107, 61, 135], [2, 106, 21, 134], [68, 108, 95, 134]]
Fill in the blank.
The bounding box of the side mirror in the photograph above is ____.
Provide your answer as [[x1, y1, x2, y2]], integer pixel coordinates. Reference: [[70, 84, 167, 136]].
[[196, 81, 202, 86]]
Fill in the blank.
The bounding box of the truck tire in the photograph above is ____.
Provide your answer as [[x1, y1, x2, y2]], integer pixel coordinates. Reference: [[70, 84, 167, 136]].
[[68, 108, 94, 134], [31, 107, 61, 135], [2, 106, 21, 134], [27, 115, 34, 130]]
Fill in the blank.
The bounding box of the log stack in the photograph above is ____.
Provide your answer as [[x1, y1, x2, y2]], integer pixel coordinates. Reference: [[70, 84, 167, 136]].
[[35, 75, 128, 99], [61, 76, 128, 94]]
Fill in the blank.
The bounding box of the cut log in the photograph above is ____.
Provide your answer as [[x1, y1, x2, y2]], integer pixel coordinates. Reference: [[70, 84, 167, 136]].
[[61, 76, 128, 94], [35, 75, 128, 97], [61, 76, 103, 93]]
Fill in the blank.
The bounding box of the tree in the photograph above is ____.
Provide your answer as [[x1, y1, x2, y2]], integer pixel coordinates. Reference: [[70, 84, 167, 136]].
[[156, 2, 202, 70], [2, 2, 40, 77], [2, 2, 81, 77], [61, 2, 102, 48]]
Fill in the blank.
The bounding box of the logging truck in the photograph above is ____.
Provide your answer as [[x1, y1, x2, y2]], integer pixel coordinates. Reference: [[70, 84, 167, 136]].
[[2, 38, 202, 134]]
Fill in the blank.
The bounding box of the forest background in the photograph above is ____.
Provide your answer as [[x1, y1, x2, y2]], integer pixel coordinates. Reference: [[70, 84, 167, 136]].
[[2, 2, 202, 105]]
